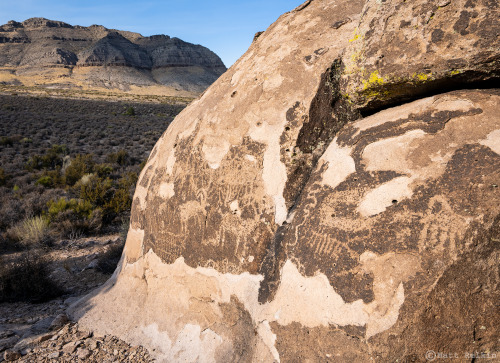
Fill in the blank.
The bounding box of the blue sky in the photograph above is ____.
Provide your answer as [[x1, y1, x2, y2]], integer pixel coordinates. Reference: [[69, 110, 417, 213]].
[[0, 0, 305, 67]]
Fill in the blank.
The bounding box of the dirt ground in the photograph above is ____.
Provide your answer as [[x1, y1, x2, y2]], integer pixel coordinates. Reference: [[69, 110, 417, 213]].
[[0, 235, 154, 362]]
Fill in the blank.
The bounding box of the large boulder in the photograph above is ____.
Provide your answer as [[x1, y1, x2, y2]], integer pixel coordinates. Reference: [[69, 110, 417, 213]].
[[70, 0, 499, 361]]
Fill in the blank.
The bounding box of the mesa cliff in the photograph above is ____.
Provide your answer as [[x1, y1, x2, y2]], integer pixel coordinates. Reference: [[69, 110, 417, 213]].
[[70, 0, 499, 361], [0, 18, 226, 97]]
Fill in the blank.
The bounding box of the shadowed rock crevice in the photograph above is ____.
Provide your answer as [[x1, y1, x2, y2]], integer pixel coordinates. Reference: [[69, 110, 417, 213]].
[[263, 59, 360, 303], [357, 70, 500, 117], [257, 224, 289, 303], [282, 58, 360, 210]]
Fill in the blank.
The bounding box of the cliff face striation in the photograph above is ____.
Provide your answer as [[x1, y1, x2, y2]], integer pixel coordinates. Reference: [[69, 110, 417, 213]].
[[70, 0, 499, 361], [0, 18, 226, 96]]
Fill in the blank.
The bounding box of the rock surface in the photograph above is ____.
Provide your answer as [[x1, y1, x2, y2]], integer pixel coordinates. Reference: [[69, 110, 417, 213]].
[[70, 0, 500, 361], [0, 18, 226, 96]]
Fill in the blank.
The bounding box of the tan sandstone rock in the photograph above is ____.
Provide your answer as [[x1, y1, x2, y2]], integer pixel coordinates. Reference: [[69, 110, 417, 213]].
[[70, 0, 500, 362]]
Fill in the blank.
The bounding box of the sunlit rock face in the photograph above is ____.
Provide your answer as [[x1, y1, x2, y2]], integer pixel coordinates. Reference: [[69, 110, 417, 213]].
[[69, 0, 500, 361], [0, 18, 226, 94]]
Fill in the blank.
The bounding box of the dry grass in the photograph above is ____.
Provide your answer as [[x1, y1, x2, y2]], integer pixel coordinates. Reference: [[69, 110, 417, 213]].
[[9, 216, 50, 245]]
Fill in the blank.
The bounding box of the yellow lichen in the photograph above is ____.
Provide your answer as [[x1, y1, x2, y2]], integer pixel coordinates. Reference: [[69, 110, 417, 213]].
[[411, 72, 433, 82], [349, 28, 361, 42], [449, 70, 462, 76], [362, 70, 385, 89]]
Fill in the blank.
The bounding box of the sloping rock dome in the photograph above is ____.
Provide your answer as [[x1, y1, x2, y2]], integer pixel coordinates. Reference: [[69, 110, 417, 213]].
[[70, 0, 500, 361]]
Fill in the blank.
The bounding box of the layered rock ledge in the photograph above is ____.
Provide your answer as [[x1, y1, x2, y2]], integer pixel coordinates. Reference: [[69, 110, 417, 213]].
[[0, 18, 226, 95]]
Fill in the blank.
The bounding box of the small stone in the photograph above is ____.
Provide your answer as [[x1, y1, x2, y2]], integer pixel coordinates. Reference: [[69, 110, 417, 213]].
[[48, 351, 60, 359], [89, 340, 98, 350], [85, 259, 99, 270], [438, 0, 451, 7], [62, 341, 81, 354], [50, 314, 69, 330], [113, 349, 119, 356], [76, 330, 91, 340], [57, 325, 70, 336], [36, 333, 53, 343], [77, 348, 91, 360], [3, 350, 21, 361]]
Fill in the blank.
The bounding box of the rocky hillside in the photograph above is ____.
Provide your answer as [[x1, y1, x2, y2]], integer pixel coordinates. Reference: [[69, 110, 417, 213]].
[[0, 18, 226, 96], [68, 0, 499, 362]]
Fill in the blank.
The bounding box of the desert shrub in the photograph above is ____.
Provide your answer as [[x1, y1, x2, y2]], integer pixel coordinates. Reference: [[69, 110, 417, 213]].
[[102, 173, 137, 215], [94, 163, 113, 177], [21, 188, 63, 219], [47, 197, 101, 237], [105, 188, 132, 214], [80, 175, 112, 207], [78, 174, 135, 219], [96, 241, 125, 274], [35, 168, 63, 188], [124, 106, 135, 116], [0, 193, 24, 230], [0, 136, 14, 146], [35, 175, 53, 188], [139, 159, 148, 171], [26, 144, 67, 171], [0, 231, 22, 253], [106, 150, 131, 166], [9, 216, 50, 246], [0, 167, 6, 186], [0, 252, 64, 303], [118, 172, 138, 190], [49, 208, 102, 237], [64, 154, 95, 186], [47, 197, 93, 220]]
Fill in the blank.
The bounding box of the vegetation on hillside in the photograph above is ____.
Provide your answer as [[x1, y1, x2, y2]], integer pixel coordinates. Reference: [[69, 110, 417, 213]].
[[0, 94, 184, 302]]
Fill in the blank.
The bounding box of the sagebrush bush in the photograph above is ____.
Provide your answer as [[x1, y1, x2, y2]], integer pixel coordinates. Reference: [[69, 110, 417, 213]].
[[106, 188, 131, 214], [49, 208, 102, 237], [9, 216, 50, 245], [94, 163, 113, 177], [107, 150, 131, 166], [36, 175, 53, 188], [0, 136, 14, 146], [64, 154, 95, 186], [0, 192, 25, 230], [0, 252, 64, 303], [47, 197, 93, 220], [80, 175, 113, 208], [0, 167, 6, 186], [35, 168, 64, 188], [124, 106, 135, 116], [26, 144, 67, 171], [47, 197, 102, 236]]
